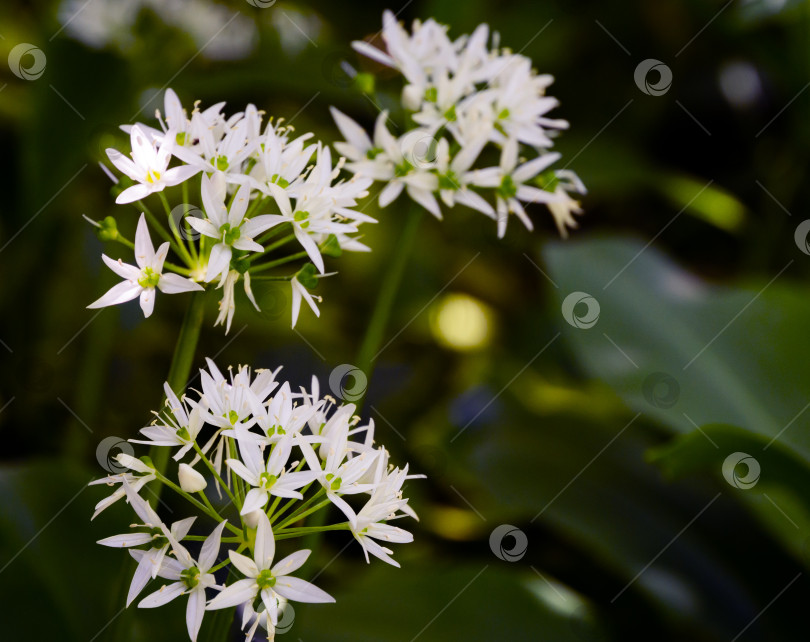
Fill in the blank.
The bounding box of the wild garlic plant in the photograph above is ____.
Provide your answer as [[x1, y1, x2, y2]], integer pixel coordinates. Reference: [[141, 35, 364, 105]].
[[92, 359, 421, 641], [87, 87, 375, 332], [87, 10, 583, 642], [334, 10, 586, 238]]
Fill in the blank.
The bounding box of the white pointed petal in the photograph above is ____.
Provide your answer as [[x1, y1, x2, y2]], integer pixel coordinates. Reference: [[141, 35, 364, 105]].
[[97, 532, 153, 548], [271, 550, 311, 577], [139, 288, 156, 318], [115, 184, 153, 204], [138, 581, 185, 608], [198, 521, 227, 572], [127, 552, 155, 606], [255, 511, 276, 570], [101, 254, 140, 280], [87, 281, 141, 309], [205, 244, 232, 282], [273, 576, 334, 603], [228, 551, 259, 578], [240, 488, 269, 515], [186, 588, 206, 642], [206, 578, 257, 610], [158, 273, 204, 294]]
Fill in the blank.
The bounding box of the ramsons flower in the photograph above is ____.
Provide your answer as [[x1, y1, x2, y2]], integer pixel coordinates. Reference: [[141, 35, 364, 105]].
[[107, 124, 200, 204], [88, 214, 203, 317]]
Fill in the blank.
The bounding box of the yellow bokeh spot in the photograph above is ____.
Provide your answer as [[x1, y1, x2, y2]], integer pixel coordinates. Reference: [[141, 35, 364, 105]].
[[430, 293, 493, 351]]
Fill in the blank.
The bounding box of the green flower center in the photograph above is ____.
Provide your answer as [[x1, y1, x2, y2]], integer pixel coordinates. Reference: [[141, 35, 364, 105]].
[[256, 569, 276, 590], [270, 174, 290, 188], [324, 473, 342, 491], [177, 426, 191, 442], [259, 472, 277, 489], [497, 108, 510, 120], [137, 267, 160, 289], [534, 170, 560, 193], [294, 210, 310, 229], [181, 566, 200, 590], [176, 132, 187, 146], [424, 87, 438, 103], [438, 171, 459, 191], [226, 410, 239, 425], [219, 223, 241, 246], [496, 174, 518, 200], [366, 147, 384, 160], [394, 160, 413, 178], [444, 104, 457, 122], [213, 155, 229, 171]]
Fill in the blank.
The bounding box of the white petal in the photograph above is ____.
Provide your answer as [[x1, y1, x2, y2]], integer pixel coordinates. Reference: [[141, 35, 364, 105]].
[[186, 589, 206, 642], [138, 581, 185, 608], [271, 550, 310, 577], [206, 578, 257, 610], [158, 272, 204, 295], [273, 576, 334, 604], [87, 281, 141, 309]]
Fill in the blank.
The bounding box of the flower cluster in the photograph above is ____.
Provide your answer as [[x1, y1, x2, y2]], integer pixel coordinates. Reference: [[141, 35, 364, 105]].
[[88, 88, 375, 330], [333, 11, 586, 238], [91, 359, 421, 641]]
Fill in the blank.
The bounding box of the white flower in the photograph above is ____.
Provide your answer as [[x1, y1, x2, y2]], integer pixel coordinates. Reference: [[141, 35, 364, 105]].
[[98, 482, 196, 605], [467, 139, 562, 238], [188, 175, 279, 284], [290, 275, 321, 328], [213, 269, 260, 334], [88, 213, 203, 317], [226, 432, 318, 515], [178, 463, 207, 493], [545, 169, 587, 238], [89, 453, 156, 519], [206, 511, 334, 619], [299, 407, 376, 524], [130, 382, 204, 459], [173, 107, 260, 185], [137, 521, 228, 642], [107, 124, 200, 204]]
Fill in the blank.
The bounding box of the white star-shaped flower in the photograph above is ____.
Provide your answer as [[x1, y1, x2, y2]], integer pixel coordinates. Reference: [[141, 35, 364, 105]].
[[88, 213, 203, 317]]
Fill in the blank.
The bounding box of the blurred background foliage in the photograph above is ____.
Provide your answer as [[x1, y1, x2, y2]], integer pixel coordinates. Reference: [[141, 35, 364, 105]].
[[1, 0, 810, 640]]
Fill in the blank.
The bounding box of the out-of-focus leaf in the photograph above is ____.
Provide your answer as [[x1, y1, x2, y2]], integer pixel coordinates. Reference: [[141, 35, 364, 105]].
[[0, 459, 186, 642], [542, 236, 810, 464], [649, 423, 810, 562], [449, 411, 758, 638], [659, 175, 747, 232], [295, 562, 606, 642]]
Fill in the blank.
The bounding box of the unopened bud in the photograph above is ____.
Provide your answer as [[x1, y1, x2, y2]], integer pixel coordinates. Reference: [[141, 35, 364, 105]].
[[178, 463, 207, 493]]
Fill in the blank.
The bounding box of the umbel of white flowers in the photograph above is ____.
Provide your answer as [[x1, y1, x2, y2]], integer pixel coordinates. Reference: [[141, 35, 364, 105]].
[[87, 88, 375, 332], [334, 10, 587, 238], [91, 359, 422, 642]]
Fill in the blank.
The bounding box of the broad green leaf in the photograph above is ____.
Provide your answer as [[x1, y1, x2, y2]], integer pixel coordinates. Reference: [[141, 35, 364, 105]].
[[295, 562, 606, 641], [649, 423, 810, 561], [542, 236, 810, 464]]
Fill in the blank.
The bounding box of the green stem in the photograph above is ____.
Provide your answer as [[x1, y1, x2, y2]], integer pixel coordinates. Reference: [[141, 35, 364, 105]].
[[160, 192, 195, 267], [354, 205, 423, 408], [148, 291, 206, 500], [249, 251, 309, 274], [275, 498, 331, 530], [246, 233, 296, 262], [193, 442, 240, 511]]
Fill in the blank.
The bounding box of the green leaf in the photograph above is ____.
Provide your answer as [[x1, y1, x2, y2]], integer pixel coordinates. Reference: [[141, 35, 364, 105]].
[[648, 423, 810, 562], [542, 236, 810, 464], [295, 563, 607, 641]]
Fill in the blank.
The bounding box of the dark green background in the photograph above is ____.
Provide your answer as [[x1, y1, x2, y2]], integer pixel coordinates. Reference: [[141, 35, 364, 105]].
[[1, 0, 809, 640]]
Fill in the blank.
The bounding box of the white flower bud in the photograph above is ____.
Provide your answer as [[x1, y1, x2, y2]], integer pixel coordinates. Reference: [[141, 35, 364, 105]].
[[178, 463, 207, 493], [243, 509, 264, 529], [402, 84, 422, 111]]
